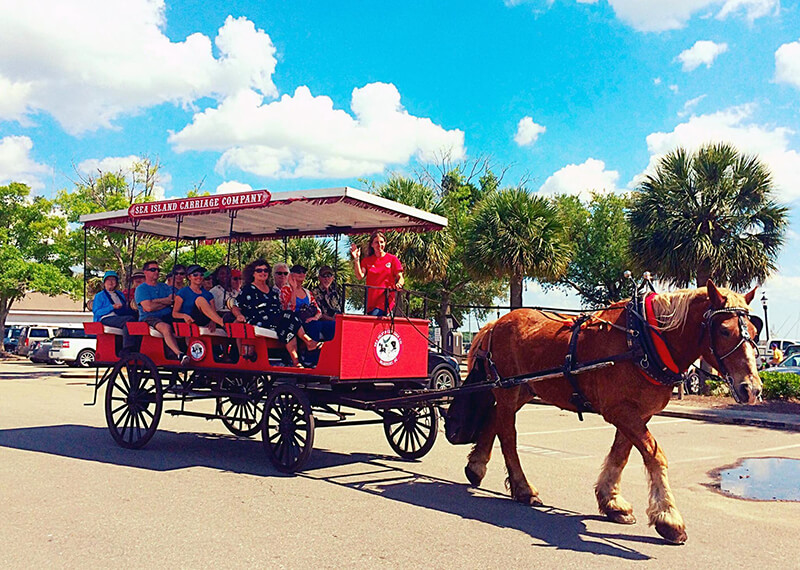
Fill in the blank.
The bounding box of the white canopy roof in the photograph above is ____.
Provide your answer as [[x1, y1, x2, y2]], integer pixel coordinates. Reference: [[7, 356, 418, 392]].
[[80, 187, 447, 240]]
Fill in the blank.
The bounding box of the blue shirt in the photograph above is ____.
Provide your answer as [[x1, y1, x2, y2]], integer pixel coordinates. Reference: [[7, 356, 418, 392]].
[[176, 286, 213, 317], [92, 289, 128, 322], [135, 282, 173, 320]]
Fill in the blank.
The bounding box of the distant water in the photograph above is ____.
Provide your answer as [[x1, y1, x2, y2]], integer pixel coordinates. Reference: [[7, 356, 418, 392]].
[[720, 457, 800, 501]]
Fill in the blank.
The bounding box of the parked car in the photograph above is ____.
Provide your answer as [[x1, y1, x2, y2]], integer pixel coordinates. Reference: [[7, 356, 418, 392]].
[[762, 353, 800, 376], [49, 327, 96, 368], [28, 338, 64, 365], [16, 326, 59, 356], [3, 326, 23, 353], [427, 351, 461, 390]]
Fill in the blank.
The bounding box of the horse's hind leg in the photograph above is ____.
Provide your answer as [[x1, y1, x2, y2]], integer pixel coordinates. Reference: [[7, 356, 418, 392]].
[[595, 428, 636, 524], [609, 409, 687, 544], [466, 406, 496, 486]]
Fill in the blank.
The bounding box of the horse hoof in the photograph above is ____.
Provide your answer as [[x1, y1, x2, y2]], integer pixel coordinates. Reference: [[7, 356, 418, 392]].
[[465, 465, 483, 487], [606, 510, 636, 525], [515, 493, 543, 507], [655, 521, 688, 545]]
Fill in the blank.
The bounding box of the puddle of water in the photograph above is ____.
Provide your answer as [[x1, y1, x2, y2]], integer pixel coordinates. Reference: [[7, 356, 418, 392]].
[[720, 457, 800, 501]]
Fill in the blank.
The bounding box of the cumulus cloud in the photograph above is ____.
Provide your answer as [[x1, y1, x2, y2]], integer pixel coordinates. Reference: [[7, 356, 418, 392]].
[[514, 117, 546, 147], [775, 39, 800, 90], [215, 181, 254, 194], [77, 155, 168, 199], [603, 0, 777, 32], [538, 158, 620, 201], [0, 0, 277, 133], [170, 83, 465, 179], [678, 41, 728, 71], [0, 136, 51, 190], [637, 104, 800, 203]]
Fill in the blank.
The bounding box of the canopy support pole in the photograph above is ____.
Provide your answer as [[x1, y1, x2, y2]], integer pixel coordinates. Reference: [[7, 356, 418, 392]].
[[82, 227, 88, 311], [171, 215, 182, 297], [127, 220, 140, 293], [226, 211, 236, 269], [282, 236, 288, 263], [193, 239, 197, 263]]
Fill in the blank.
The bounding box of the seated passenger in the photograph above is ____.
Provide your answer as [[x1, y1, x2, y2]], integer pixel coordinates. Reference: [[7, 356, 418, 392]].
[[280, 265, 332, 342], [311, 265, 340, 341], [165, 264, 187, 290], [123, 270, 145, 316], [173, 264, 227, 331], [135, 260, 189, 365], [202, 270, 214, 291], [209, 264, 245, 323], [92, 270, 137, 354], [271, 262, 290, 293], [237, 259, 323, 367]]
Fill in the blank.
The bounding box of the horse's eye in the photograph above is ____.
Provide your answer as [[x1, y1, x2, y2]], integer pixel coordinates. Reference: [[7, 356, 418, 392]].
[[719, 327, 732, 337]]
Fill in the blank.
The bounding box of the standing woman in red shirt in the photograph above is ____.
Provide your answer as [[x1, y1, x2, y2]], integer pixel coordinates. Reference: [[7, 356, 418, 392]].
[[351, 231, 404, 316]]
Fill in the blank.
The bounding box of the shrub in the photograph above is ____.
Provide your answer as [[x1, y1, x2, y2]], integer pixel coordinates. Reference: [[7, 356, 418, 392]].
[[759, 371, 800, 400]]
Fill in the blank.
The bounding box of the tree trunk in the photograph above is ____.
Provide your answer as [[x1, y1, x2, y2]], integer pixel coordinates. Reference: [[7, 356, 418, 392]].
[[510, 272, 523, 309], [436, 291, 452, 353], [696, 262, 711, 288], [0, 297, 13, 353]]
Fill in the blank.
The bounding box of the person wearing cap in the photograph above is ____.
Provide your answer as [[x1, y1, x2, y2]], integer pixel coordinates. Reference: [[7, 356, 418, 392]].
[[136, 260, 188, 365], [124, 270, 146, 315], [231, 269, 242, 294], [92, 270, 137, 353], [202, 270, 214, 291], [311, 265, 340, 341], [173, 264, 227, 331]]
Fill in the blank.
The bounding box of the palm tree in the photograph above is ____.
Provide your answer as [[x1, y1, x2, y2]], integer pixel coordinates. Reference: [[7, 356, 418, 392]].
[[630, 143, 787, 289], [465, 188, 571, 308]]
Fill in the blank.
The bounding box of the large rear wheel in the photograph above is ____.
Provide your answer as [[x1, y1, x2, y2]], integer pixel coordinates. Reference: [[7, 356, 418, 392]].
[[217, 374, 269, 437], [105, 353, 162, 449], [383, 405, 438, 460], [262, 385, 314, 473]]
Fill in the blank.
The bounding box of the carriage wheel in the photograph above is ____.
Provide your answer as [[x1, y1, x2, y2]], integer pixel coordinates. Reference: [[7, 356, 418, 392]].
[[262, 385, 315, 473], [383, 405, 438, 460], [104, 353, 162, 449], [217, 374, 269, 437]]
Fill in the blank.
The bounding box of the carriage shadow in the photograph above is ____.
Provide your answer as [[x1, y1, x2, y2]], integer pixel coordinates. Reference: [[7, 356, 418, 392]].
[[0, 423, 656, 558]]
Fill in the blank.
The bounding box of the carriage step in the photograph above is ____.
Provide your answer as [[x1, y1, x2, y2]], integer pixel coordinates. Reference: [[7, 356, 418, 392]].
[[165, 409, 255, 424]]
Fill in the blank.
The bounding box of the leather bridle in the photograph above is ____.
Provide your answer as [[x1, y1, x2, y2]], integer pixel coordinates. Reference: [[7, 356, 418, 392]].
[[702, 307, 763, 403]]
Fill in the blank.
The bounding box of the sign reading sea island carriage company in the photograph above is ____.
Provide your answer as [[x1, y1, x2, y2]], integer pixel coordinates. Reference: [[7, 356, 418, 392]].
[[128, 190, 271, 219]]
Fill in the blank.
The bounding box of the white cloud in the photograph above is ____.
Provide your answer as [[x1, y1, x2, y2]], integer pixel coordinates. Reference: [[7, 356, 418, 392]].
[[678, 40, 728, 71], [77, 155, 168, 199], [514, 117, 546, 147], [604, 0, 778, 32], [637, 104, 800, 203], [775, 39, 800, 90], [678, 94, 707, 117], [215, 181, 254, 194], [0, 136, 51, 190], [170, 83, 465, 179], [538, 158, 620, 201], [0, 1, 277, 133], [669, 84, 680, 93]]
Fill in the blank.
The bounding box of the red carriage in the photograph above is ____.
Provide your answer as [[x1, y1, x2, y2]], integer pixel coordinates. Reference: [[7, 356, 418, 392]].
[[81, 187, 448, 472]]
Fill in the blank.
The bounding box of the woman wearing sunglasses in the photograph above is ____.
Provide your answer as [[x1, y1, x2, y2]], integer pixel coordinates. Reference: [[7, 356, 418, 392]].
[[172, 264, 227, 332], [237, 258, 323, 367]]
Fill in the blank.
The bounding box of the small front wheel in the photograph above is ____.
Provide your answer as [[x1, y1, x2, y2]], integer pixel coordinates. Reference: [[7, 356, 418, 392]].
[[383, 405, 438, 460], [262, 385, 315, 473]]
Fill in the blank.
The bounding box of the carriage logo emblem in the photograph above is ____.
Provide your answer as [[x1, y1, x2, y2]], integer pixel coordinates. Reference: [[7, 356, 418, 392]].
[[189, 341, 205, 361], [374, 331, 402, 366]]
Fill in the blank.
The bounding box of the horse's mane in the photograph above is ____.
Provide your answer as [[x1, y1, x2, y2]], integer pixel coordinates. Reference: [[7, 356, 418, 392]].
[[650, 286, 746, 331]]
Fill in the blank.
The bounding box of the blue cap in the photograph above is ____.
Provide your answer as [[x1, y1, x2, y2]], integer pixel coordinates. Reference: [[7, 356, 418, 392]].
[[103, 270, 119, 282]]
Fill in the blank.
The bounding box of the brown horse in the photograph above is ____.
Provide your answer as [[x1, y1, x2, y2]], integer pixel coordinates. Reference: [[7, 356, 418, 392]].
[[462, 281, 762, 544]]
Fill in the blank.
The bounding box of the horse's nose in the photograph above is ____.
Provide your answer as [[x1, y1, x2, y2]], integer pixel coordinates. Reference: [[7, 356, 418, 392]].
[[739, 382, 760, 404]]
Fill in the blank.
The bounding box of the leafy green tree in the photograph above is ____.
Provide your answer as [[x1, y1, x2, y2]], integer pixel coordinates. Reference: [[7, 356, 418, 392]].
[[0, 183, 78, 345], [630, 143, 787, 288], [553, 192, 637, 305], [466, 188, 570, 308]]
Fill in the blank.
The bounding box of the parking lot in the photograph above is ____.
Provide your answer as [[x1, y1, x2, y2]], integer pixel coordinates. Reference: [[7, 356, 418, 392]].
[[2, 358, 800, 568]]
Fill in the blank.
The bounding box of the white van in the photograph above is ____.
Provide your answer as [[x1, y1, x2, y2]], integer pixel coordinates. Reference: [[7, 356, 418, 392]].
[[49, 327, 96, 367]]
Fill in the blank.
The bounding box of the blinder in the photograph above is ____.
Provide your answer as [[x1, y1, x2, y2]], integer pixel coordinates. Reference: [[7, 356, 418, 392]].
[[749, 314, 763, 342]]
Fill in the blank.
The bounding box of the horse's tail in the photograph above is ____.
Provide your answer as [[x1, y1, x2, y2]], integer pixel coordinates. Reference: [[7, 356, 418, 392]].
[[445, 321, 496, 445]]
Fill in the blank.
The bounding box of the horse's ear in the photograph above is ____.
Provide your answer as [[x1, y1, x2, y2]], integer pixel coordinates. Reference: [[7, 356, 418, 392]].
[[744, 286, 757, 305], [706, 279, 727, 308]]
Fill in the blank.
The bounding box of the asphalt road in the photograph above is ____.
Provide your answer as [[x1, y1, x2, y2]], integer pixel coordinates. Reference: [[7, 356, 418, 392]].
[[1, 359, 799, 569]]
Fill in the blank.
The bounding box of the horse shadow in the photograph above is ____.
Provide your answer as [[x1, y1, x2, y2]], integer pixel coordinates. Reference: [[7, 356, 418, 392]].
[[0, 424, 656, 558]]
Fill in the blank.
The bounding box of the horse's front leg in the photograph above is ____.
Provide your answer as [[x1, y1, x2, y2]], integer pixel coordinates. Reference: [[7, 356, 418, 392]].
[[495, 388, 541, 506], [466, 406, 496, 487], [595, 428, 636, 524], [609, 408, 687, 544]]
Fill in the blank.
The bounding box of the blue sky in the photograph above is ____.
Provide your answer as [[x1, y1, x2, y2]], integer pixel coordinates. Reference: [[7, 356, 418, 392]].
[[1, 0, 800, 334]]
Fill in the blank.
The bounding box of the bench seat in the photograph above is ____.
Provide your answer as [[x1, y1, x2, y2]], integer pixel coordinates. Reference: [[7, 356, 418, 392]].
[[252, 326, 279, 340], [102, 326, 125, 335]]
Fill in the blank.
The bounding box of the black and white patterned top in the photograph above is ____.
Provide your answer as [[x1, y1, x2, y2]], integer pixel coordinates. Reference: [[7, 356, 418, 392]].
[[237, 283, 284, 329]]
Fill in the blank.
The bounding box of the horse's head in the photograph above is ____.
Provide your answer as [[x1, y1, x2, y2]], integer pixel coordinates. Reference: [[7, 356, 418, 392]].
[[702, 281, 763, 404]]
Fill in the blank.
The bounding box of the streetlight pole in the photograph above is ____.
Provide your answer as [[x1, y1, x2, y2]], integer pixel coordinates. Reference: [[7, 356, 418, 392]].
[[761, 291, 770, 342]]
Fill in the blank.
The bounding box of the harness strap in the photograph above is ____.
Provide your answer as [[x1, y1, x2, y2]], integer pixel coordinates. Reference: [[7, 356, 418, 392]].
[[563, 314, 594, 421]]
